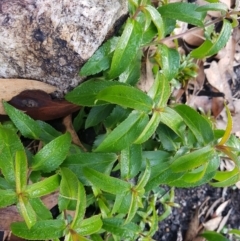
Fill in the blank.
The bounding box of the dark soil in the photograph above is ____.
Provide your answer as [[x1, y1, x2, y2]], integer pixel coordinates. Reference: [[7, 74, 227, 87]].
[[154, 185, 240, 241]]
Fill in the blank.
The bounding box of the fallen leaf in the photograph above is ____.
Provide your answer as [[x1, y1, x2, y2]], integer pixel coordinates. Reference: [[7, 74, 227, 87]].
[[0, 79, 57, 115], [7, 90, 80, 120], [62, 114, 87, 151]]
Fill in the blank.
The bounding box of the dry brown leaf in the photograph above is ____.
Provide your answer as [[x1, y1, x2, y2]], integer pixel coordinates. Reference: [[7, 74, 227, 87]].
[[184, 208, 200, 241], [137, 48, 155, 93], [0, 79, 57, 115], [205, 61, 234, 111], [215, 200, 229, 216], [62, 114, 86, 151], [217, 208, 232, 232], [203, 216, 223, 231]]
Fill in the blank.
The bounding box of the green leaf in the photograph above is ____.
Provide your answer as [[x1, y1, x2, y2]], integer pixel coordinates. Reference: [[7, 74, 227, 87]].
[[158, 3, 206, 27], [29, 198, 52, 220], [145, 5, 164, 39], [70, 180, 86, 229], [228, 229, 240, 237], [26, 174, 60, 198], [148, 73, 171, 107], [0, 189, 17, 208], [120, 144, 142, 179], [201, 231, 230, 241], [160, 107, 185, 138], [95, 111, 149, 152], [210, 167, 240, 187], [134, 111, 161, 144], [108, 19, 143, 79], [85, 105, 114, 128], [62, 152, 117, 185], [218, 104, 232, 145], [0, 126, 24, 184], [83, 167, 131, 195], [158, 45, 180, 81], [17, 196, 37, 228], [174, 104, 214, 145], [15, 150, 28, 193], [75, 215, 102, 235], [11, 220, 65, 240], [125, 192, 139, 224], [119, 52, 141, 85], [170, 146, 216, 172], [65, 79, 124, 106], [3, 102, 41, 139], [156, 123, 180, 151], [136, 160, 151, 190], [102, 218, 140, 239], [196, 3, 228, 13], [31, 132, 71, 172], [104, 106, 132, 129], [80, 37, 119, 76], [191, 20, 232, 58], [97, 85, 153, 113], [58, 167, 76, 210], [36, 120, 61, 143]]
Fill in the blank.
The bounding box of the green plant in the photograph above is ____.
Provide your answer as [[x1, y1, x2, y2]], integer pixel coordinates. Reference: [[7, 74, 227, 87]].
[[1, 0, 240, 240]]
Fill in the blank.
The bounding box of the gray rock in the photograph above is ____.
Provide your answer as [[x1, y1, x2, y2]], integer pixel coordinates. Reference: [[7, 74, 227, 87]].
[[0, 0, 128, 95]]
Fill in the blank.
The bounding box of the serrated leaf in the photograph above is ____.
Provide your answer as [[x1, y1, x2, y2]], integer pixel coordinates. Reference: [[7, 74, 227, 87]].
[[174, 104, 214, 145], [104, 106, 132, 129], [0, 189, 17, 208], [0, 126, 24, 185], [97, 85, 153, 112], [170, 146, 216, 172], [191, 20, 232, 58], [158, 45, 180, 81], [15, 150, 28, 193], [11, 220, 65, 240], [17, 196, 37, 228], [218, 104, 232, 145], [102, 218, 140, 239], [120, 144, 142, 179], [65, 79, 125, 106], [3, 102, 41, 139], [62, 153, 117, 185], [158, 3, 206, 27], [83, 167, 131, 195], [85, 105, 114, 128], [26, 174, 60, 198], [75, 215, 102, 235], [36, 120, 61, 143], [156, 123, 180, 151], [145, 5, 164, 39], [95, 111, 149, 152], [160, 107, 185, 138], [196, 3, 228, 13], [201, 231, 230, 241], [31, 132, 71, 172], [80, 37, 119, 76], [119, 52, 141, 85], [29, 198, 52, 220], [108, 19, 143, 79]]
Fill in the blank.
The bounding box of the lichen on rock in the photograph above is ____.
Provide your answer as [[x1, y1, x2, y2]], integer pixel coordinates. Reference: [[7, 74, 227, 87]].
[[0, 0, 128, 95]]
